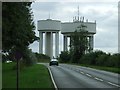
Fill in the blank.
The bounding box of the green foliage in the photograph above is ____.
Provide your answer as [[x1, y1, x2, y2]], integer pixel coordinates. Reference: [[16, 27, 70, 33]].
[[96, 53, 119, 68], [34, 53, 50, 62], [2, 54, 8, 63], [79, 64, 120, 74], [2, 2, 37, 52], [59, 51, 71, 63], [2, 2, 38, 66], [80, 50, 120, 68], [22, 48, 37, 66], [2, 63, 54, 88], [80, 50, 106, 65], [96, 54, 110, 66], [70, 23, 88, 63], [107, 54, 120, 68]]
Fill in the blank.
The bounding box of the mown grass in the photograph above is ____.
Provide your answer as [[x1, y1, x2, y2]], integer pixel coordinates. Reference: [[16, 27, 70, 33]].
[[64, 63, 120, 74], [79, 64, 120, 74], [2, 62, 54, 89]]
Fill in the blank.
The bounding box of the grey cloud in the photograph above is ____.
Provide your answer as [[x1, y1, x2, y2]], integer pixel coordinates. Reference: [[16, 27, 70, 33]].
[[31, 2, 61, 12], [30, 2, 118, 53]]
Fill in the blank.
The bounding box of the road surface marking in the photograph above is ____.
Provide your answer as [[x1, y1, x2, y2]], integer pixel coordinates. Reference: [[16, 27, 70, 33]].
[[63, 65, 120, 88], [94, 77, 104, 82], [86, 74, 92, 77], [107, 82, 120, 87], [48, 67, 58, 90], [80, 71, 85, 74]]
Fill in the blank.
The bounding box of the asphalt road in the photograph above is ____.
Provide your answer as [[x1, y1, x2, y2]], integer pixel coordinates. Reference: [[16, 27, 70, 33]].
[[42, 63, 120, 90]]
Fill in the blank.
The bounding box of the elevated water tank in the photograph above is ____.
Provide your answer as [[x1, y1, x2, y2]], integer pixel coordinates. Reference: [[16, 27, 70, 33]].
[[38, 19, 61, 31]]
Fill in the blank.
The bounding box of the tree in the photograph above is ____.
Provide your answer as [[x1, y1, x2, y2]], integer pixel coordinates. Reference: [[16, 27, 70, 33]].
[[70, 23, 88, 63], [59, 51, 71, 63], [2, 2, 38, 65], [34, 53, 50, 62], [80, 50, 106, 65]]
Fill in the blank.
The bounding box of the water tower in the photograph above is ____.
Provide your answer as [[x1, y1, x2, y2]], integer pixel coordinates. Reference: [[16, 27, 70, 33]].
[[37, 19, 61, 58], [61, 19, 96, 52]]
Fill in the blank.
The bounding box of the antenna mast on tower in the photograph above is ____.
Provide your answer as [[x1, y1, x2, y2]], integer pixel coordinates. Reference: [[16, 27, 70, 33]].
[[78, 5, 79, 21], [73, 6, 80, 22], [49, 12, 50, 19]]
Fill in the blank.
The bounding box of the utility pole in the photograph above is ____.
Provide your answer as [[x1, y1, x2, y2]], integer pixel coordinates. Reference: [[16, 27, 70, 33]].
[[15, 51, 22, 90]]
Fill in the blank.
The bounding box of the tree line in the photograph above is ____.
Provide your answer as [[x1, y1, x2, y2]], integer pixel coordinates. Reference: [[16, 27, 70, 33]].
[[59, 50, 120, 68]]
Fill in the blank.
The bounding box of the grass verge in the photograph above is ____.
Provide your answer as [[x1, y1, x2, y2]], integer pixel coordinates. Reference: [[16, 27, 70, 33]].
[[79, 64, 120, 74], [64, 63, 120, 74], [2, 62, 54, 89]]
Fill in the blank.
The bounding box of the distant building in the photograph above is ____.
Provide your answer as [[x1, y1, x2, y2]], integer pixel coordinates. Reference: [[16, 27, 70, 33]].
[[61, 18, 96, 52], [37, 7, 96, 58]]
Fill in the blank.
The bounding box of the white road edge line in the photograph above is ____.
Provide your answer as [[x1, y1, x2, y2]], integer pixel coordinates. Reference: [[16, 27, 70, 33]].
[[47, 67, 58, 90], [107, 82, 120, 87]]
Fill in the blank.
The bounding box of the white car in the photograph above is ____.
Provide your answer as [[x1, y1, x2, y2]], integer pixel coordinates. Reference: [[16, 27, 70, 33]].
[[49, 59, 59, 66]]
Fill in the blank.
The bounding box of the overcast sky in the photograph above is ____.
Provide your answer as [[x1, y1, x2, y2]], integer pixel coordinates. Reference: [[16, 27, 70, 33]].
[[29, 0, 119, 54]]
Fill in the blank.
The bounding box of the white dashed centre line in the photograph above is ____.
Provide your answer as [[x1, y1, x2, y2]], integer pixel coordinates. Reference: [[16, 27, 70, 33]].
[[80, 71, 84, 74], [86, 74, 92, 77], [107, 82, 120, 87], [94, 77, 104, 82], [64, 65, 120, 88]]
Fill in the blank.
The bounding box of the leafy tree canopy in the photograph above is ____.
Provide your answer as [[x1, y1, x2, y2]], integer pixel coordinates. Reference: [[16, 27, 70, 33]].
[[2, 2, 38, 53], [2, 2, 39, 66], [70, 23, 88, 63]]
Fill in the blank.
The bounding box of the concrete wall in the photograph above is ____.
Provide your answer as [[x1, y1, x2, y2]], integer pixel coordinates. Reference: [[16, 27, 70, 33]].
[[61, 22, 96, 34], [38, 19, 61, 31]]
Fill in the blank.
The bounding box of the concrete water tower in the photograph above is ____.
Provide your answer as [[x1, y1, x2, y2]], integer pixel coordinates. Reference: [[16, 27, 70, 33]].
[[37, 19, 61, 59], [61, 19, 96, 52]]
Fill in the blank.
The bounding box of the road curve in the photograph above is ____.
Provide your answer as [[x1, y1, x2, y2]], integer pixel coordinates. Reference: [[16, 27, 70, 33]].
[[40, 63, 120, 90]]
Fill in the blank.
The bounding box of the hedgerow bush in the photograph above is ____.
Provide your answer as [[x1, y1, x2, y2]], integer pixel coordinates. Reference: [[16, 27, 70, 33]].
[[80, 50, 106, 65], [80, 50, 119, 68], [59, 51, 71, 63]]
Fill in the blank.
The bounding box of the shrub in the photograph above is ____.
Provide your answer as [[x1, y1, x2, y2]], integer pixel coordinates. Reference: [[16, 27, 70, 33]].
[[96, 54, 110, 66], [80, 50, 106, 65], [2, 54, 8, 63], [34, 53, 50, 62], [80, 50, 120, 68], [59, 51, 71, 63], [108, 54, 120, 68], [79, 53, 92, 64], [22, 48, 37, 66]]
